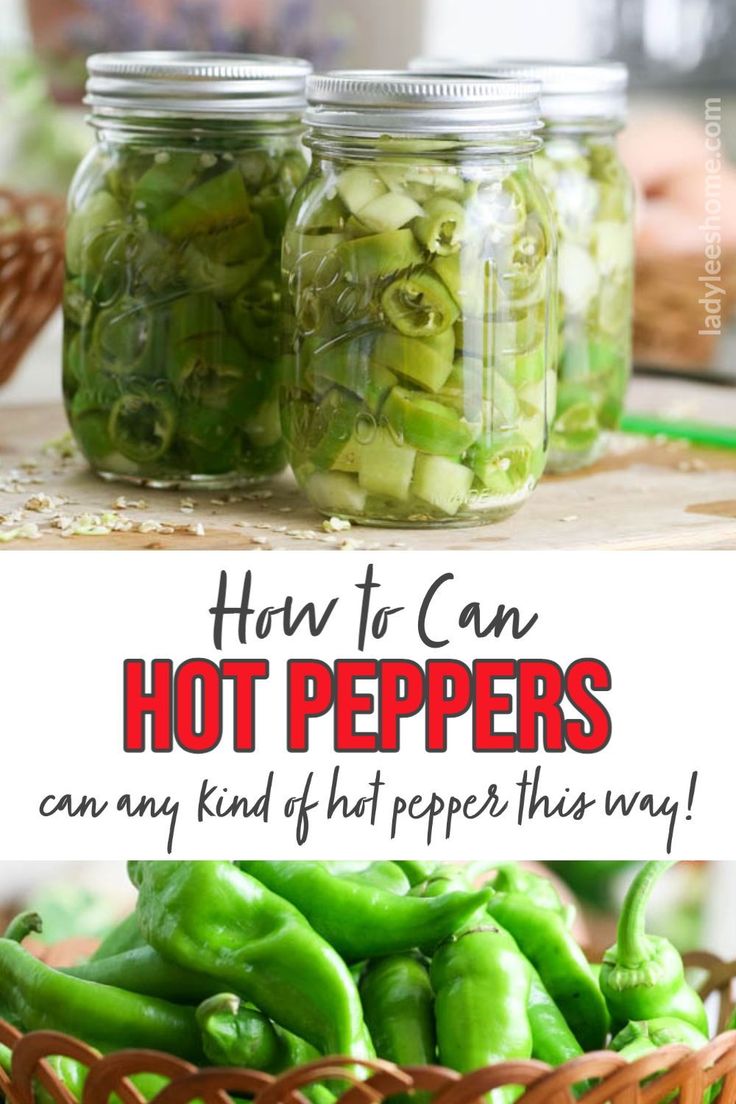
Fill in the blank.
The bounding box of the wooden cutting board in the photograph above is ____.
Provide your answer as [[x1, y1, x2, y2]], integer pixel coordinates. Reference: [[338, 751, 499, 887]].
[[1, 377, 735, 550]]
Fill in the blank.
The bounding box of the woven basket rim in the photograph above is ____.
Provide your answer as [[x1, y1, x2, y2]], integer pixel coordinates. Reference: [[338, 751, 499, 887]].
[[2, 948, 736, 1104], [3, 1023, 736, 1104]]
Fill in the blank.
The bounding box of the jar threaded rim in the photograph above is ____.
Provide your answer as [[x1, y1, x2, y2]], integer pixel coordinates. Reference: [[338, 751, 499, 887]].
[[85, 51, 312, 117]]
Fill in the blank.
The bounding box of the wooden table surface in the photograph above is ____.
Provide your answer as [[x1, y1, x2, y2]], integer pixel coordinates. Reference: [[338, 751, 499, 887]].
[[1, 376, 735, 550]]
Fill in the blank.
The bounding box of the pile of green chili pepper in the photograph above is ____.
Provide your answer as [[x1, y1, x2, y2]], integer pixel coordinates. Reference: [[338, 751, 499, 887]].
[[532, 136, 633, 471], [63, 125, 307, 486], [281, 157, 556, 524], [0, 860, 716, 1104]]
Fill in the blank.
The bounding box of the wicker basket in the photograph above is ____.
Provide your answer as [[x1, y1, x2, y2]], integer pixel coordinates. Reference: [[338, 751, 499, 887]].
[[0, 188, 66, 387], [2, 951, 736, 1104], [633, 252, 736, 370]]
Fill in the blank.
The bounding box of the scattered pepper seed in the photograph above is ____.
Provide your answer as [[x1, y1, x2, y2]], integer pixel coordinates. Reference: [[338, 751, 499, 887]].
[[114, 495, 147, 510], [322, 516, 351, 533], [0, 522, 42, 542], [138, 520, 174, 534], [242, 489, 273, 501], [42, 433, 78, 460], [24, 493, 66, 512]]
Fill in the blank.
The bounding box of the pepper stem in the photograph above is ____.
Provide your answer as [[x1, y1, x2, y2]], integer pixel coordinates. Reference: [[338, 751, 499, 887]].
[[3, 911, 43, 943], [196, 992, 241, 1029], [616, 861, 674, 966]]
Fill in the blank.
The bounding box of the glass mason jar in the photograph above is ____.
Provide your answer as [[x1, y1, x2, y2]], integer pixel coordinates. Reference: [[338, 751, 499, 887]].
[[413, 60, 634, 473], [63, 53, 311, 488], [281, 72, 557, 527]]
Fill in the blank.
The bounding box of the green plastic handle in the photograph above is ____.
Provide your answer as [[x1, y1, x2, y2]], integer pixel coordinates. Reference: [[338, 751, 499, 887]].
[[620, 411, 736, 450]]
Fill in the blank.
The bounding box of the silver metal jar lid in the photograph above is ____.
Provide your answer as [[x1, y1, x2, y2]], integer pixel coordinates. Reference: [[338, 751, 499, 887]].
[[410, 60, 628, 124], [85, 52, 312, 117], [304, 70, 542, 136]]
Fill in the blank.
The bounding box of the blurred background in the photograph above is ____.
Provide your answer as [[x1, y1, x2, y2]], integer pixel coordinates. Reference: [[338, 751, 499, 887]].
[[2, 860, 736, 963], [0, 0, 734, 404]]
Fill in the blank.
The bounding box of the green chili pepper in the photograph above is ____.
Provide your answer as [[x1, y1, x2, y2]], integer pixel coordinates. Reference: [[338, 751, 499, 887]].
[[600, 862, 708, 1035], [296, 388, 362, 473], [408, 862, 500, 901], [169, 292, 222, 348], [336, 229, 422, 283], [470, 433, 534, 497], [3, 911, 42, 942], [381, 269, 459, 337], [431, 925, 532, 1104], [93, 298, 152, 373], [395, 861, 437, 886], [152, 167, 250, 241], [382, 386, 480, 455], [356, 428, 416, 502], [108, 387, 178, 464], [195, 212, 268, 266], [169, 322, 250, 409], [287, 231, 344, 285], [527, 968, 583, 1067], [62, 332, 85, 395], [370, 332, 454, 393], [176, 410, 241, 475], [0, 916, 205, 1061], [269, 1036, 338, 1104], [408, 865, 485, 954], [67, 402, 115, 464], [182, 245, 262, 300], [65, 191, 124, 276], [0, 1045, 86, 1104], [324, 861, 411, 895], [131, 153, 200, 220], [491, 865, 572, 925], [236, 860, 491, 961], [0, 1042, 173, 1104], [409, 864, 472, 898], [611, 1016, 709, 1062], [196, 994, 282, 1069], [130, 860, 369, 1059], [63, 280, 94, 329], [487, 892, 608, 1051], [337, 166, 387, 215], [302, 470, 367, 517], [359, 954, 435, 1102], [64, 944, 222, 1004], [610, 1016, 713, 1103], [413, 197, 466, 255], [90, 911, 145, 961], [308, 335, 393, 409], [360, 192, 425, 234], [227, 281, 281, 361]]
